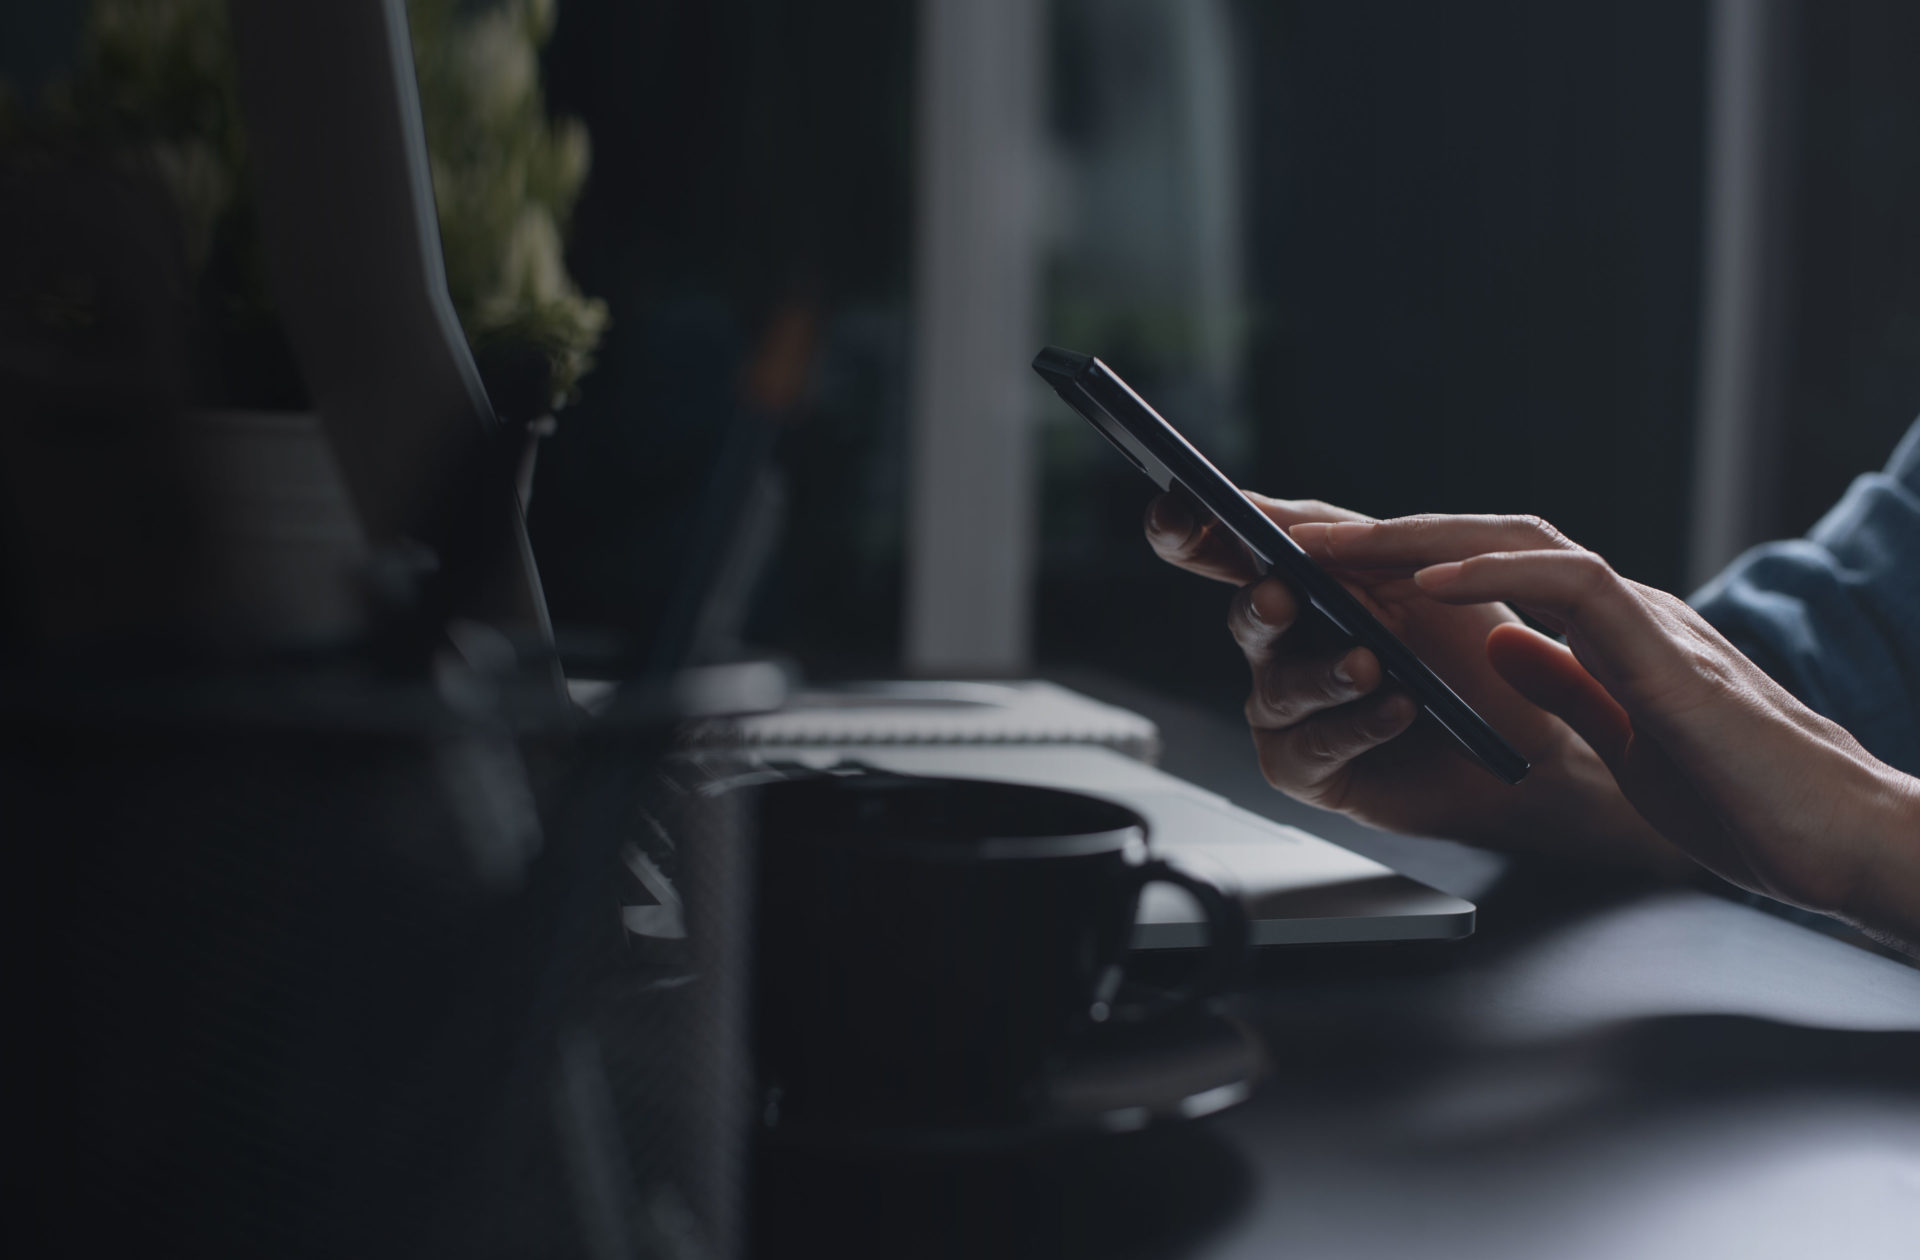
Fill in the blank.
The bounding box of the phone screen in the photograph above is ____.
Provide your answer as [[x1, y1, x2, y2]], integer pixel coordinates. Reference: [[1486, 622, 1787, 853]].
[[1033, 346, 1529, 785]]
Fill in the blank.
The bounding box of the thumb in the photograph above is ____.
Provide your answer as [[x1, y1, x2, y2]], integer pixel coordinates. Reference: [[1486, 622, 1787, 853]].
[[1485, 623, 1634, 765]]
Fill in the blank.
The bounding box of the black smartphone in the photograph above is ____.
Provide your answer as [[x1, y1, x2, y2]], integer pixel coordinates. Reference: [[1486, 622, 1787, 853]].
[[1033, 346, 1529, 785]]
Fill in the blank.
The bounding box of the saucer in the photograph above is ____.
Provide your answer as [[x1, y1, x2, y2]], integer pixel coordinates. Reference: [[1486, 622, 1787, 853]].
[[759, 1010, 1266, 1153]]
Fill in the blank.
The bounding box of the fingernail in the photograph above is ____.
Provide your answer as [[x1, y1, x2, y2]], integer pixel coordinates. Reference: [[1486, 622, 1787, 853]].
[[1332, 658, 1354, 686], [1416, 562, 1463, 589], [1148, 492, 1196, 542], [1376, 696, 1416, 733]]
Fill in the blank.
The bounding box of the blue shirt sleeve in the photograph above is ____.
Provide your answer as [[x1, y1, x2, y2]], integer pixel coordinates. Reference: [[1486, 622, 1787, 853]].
[[1690, 417, 1920, 776]]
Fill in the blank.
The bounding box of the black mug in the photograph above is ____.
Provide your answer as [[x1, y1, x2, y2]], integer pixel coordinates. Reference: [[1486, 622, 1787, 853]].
[[746, 771, 1245, 1137]]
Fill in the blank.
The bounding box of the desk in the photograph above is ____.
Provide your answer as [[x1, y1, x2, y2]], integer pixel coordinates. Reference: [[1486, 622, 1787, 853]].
[[755, 674, 1920, 1260]]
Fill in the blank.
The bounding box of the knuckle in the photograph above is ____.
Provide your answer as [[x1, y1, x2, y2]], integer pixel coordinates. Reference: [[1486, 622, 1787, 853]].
[[1570, 550, 1614, 595], [1509, 513, 1563, 545], [1226, 588, 1257, 644], [1389, 513, 1443, 540], [1254, 676, 1287, 724], [1251, 730, 1291, 791], [1255, 728, 1342, 804], [1297, 721, 1345, 766], [1243, 689, 1272, 728], [1228, 581, 1291, 648], [1246, 675, 1301, 728], [1531, 549, 1614, 614], [1316, 657, 1353, 705], [1490, 512, 1579, 552]]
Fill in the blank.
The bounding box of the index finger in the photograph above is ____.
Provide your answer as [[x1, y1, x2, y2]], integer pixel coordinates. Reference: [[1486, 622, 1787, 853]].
[[1413, 550, 1702, 715], [1289, 514, 1579, 573]]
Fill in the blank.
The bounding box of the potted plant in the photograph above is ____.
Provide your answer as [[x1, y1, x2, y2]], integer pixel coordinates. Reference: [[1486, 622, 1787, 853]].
[[0, 0, 605, 651]]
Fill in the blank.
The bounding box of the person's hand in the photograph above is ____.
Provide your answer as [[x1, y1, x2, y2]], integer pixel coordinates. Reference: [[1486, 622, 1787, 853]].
[[1289, 512, 1920, 946], [1145, 491, 1683, 874]]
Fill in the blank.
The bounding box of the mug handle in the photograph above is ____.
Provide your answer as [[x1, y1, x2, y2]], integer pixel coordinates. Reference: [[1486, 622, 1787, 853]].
[[1100, 859, 1247, 1024]]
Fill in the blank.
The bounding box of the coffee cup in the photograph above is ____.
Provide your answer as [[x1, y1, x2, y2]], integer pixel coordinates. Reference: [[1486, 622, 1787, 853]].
[[745, 771, 1245, 1138]]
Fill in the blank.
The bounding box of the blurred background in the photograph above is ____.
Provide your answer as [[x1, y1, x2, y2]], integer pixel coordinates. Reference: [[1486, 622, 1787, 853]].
[[5, 0, 1920, 710], [532, 0, 1920, 711], [5, 8, 1918, 1256]]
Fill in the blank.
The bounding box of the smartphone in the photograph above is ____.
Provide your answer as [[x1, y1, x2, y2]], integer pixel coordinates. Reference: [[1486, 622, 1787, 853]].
[[1033, 346, 1529, 785]]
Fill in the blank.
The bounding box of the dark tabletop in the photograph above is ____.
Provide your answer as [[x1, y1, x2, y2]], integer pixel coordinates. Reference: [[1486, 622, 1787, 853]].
[[755, 673, 1920, 1260]]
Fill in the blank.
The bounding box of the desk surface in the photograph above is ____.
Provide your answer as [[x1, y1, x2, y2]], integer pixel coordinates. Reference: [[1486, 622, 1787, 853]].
[[757, 673, 1920, 1260]]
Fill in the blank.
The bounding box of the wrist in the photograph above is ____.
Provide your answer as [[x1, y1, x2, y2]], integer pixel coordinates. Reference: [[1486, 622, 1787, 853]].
[[1839, 768, 1920, 954]]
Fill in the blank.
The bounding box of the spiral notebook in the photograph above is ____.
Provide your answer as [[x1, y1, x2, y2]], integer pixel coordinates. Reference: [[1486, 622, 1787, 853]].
[[684, 680, 1163, 764]]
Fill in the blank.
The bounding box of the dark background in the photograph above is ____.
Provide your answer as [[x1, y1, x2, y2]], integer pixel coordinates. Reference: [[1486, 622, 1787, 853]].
[[1777, 1, 1920, 535], [1035, 0, 1710, 708], [523, 0, 1920, 710], [532, 0, 919, 674], [10, 0, 1914, 705]]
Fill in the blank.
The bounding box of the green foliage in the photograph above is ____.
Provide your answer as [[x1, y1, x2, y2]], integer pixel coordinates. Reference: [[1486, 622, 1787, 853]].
[[408, 0, 606, 404], [35, 0, 253, 297], [8, 0, 606, 409]]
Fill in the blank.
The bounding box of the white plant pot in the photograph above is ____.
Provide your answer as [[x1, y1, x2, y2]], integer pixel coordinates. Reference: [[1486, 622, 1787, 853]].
[[177, 408, 372, 647]]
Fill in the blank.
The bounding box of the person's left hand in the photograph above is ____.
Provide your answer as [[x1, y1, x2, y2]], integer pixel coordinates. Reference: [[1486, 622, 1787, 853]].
[[1291, 512, 1920, 949]]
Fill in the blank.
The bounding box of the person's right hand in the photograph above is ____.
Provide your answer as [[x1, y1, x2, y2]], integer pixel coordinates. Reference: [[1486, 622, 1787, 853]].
[[1144, 490, 1687, 874]]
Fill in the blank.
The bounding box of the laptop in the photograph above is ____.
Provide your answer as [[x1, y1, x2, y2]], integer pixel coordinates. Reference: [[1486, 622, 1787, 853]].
[[681, 681, 1475, 949]]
